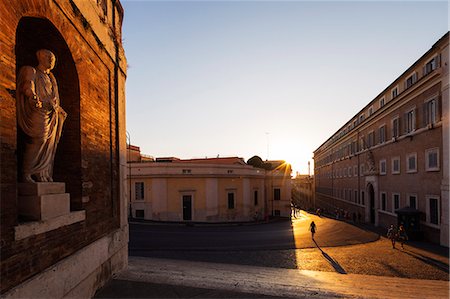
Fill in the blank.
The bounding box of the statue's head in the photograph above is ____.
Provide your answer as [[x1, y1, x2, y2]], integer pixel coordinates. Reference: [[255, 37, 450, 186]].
[[36, 49, 56, 70]]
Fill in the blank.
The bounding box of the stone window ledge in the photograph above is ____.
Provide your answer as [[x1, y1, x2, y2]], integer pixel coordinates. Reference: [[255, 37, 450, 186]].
[[15, 211, 86, 241]]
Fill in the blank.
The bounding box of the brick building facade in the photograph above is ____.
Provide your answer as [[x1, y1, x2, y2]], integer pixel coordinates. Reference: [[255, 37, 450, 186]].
[[0, 0, 128, 296], [313, 33, 449, 246]]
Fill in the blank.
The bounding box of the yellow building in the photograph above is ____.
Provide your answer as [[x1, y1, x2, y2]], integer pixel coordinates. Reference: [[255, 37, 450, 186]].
[[128, 152, 292, 222]]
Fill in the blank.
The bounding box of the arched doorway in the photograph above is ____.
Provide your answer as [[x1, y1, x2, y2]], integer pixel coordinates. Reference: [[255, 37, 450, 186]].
[[368, 183, 375, 224], [16, 17, 82, 210]]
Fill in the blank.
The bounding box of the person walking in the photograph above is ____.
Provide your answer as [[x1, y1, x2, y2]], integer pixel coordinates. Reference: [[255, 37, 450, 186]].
[[387, 224, 397, 249], [398, 225, 408, 249], [309, 221, 317, 239]]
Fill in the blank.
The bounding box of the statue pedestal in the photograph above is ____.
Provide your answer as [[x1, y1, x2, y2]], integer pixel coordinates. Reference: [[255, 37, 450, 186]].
[[18, 182, 70, 221]]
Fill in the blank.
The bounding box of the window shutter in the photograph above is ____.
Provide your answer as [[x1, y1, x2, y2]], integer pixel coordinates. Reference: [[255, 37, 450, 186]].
[[414, 108, 418, 130], [423, 102, 428, 127], [436, 54, 441, 68], [422, 65, 426, 76], [413, 73, 417, 83], [437, 95, 442, 121], [404, 113, 408, 133]]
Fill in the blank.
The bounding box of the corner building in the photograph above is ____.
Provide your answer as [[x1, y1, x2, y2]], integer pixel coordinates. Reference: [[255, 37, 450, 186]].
[[314, 32, 449, 246], [129, 154, 292, 222], [1, 0, 128, 297]]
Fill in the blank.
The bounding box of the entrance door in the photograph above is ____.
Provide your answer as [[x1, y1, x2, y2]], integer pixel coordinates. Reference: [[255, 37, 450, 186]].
[[368, 184, 375, 224], [182, 195, 192, 221]]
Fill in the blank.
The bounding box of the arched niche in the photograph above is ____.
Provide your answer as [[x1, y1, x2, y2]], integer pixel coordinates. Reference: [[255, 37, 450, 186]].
[[16, 17, 82, 211]]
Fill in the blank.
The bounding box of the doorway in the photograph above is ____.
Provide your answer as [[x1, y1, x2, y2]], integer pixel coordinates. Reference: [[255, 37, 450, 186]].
[[182, 195, 192, 221], [368, 183, 375, 224]]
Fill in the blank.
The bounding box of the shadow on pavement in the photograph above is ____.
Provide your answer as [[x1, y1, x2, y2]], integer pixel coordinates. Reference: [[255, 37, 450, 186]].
[[399, 249, 449, 273], [313, 239, 347, 274]]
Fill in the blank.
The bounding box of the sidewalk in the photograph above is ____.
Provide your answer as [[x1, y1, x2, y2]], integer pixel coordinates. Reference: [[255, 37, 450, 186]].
[[95, 256, 449, 299]]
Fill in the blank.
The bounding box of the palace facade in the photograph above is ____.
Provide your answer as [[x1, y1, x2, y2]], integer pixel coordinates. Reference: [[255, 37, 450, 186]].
[[313, 32, 449, 246]]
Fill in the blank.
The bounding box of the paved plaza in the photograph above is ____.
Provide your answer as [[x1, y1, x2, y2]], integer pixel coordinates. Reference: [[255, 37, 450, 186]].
[[95, 211, 449, 298]]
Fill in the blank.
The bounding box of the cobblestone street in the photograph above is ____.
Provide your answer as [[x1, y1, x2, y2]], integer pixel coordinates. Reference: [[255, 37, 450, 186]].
[[295, 237, 449, 280], [130, 211, 449, 281]]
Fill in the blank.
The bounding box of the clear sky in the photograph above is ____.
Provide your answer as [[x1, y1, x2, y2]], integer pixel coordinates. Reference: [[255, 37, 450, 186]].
[[121, 0, 448, 175]]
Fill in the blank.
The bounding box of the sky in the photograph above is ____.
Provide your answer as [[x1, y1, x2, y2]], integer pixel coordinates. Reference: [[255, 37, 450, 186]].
[[121, 0, 448, 175]]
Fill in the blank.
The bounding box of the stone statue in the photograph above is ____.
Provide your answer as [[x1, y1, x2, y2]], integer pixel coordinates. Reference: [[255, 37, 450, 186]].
[[17, 49, 67, 183], [366, 151, 376, 173]]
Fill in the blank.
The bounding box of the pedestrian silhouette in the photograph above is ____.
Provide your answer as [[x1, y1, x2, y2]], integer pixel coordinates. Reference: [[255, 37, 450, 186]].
[[387, 224, 397, 249], [309, 221, 316, 239]]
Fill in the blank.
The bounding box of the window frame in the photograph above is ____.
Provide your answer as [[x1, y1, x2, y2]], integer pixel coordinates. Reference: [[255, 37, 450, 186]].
[[391, 86, 398, 99], [380, 191, 387, 211], [426, 195, 440, 227], [406, 152, 417, 173], [392, 115, 400, 139], [425, 148, 440, 171], [391, 157, 400, 174], [273, 188, 281, 201], [408, 194, 417, 209], [392, 193, 400, 212], [379, 124, 386, 144], [134, 181, 145, 201], [379, 159, 387, 175]]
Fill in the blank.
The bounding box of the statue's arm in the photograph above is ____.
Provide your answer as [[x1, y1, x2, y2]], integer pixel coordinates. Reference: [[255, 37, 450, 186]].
[[19, 66, 41, 107]]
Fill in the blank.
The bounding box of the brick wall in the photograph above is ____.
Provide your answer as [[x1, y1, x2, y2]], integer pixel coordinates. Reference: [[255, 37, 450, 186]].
[[0, 0, 125, 293]]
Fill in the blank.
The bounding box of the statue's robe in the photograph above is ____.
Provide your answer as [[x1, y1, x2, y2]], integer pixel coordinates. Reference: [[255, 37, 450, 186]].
[[17, 66, 67, 181]]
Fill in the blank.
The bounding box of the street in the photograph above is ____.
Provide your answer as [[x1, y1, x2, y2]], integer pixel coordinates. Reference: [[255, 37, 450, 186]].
[[129, 211, 448, 280]]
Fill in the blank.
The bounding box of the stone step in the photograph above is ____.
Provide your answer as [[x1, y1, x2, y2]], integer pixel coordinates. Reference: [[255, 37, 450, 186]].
[[18, 193, 70, 221], [18, 182, 65, 196]]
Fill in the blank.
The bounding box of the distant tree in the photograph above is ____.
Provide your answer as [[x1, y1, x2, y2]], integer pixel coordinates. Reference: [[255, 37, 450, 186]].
[[247, 156, 264, 168], [247, 155, 273, 170]]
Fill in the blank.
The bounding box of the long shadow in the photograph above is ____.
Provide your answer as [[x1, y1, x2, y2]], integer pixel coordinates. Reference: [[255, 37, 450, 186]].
[[313, 239, 347, 274], [400, 249, 449, 273]]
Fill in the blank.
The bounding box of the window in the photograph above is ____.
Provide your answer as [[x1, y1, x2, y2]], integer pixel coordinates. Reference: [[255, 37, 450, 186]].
[[227, 170, 234, 174], [379, 159, 387, 175], [135, 209, 144, 218], [254, 190, 258, 206], [425, 98, 438, 126], [135, 182, 144, 200], [367, 131, 375, 148], [405, 73, 417, 89], [393, 193, 400, 211], [274, 188, 281, 201], [427, 197, 439, 225], [380, 192, 387, 211], [392, 87, 398, 99], [424, 55, 439, 75], [353, 165, 358, 177], [409, 195, 417, 209], [354, 190, 358, 203], [228, 192, 235, 209], [348, 166, 352, 177], [360, 164, 365, 176], [392, 157, 400, 174], [392, 116, 400, 138], [379, 98, 385, 108], [368, 106, 374, 116], [359, 114, 365, 122], [182, 169, 192, 174], [405, 109, 416, 133], [425, 148, 439, 171], [361, 191, 365, 205], [379, 125, 386, 144], [406, 153, 417, 173]]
